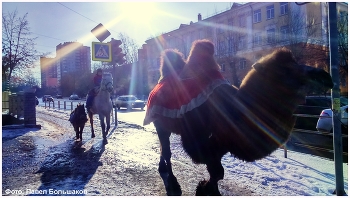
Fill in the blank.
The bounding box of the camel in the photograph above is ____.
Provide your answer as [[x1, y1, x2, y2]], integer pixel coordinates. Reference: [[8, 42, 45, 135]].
[[143, 39, 334, 195]]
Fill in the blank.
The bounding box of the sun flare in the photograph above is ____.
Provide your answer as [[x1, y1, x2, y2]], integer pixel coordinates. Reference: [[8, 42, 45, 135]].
[[120, 2, 158, 26]]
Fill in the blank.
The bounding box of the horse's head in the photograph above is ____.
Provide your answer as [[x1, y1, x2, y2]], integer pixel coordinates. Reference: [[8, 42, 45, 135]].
[[76, 103, 86, 114], [100, 72, 114, 93]]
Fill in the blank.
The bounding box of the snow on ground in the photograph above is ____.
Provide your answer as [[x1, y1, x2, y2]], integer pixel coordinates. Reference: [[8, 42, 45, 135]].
[[3, 106, 348, 196]]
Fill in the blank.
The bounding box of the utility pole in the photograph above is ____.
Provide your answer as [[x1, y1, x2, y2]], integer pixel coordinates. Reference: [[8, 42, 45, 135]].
[[328, 2, 345, 196]]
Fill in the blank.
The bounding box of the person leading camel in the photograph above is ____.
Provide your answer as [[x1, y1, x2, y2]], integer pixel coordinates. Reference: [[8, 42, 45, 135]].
[[86, 68, 115, 114]]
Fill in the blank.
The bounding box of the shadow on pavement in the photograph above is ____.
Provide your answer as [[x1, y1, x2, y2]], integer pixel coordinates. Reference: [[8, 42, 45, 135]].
[[32, 138, 106, 195]]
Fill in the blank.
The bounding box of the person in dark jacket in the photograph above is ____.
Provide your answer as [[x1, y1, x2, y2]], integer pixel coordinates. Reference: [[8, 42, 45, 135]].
[[86, 68, 103, 113]]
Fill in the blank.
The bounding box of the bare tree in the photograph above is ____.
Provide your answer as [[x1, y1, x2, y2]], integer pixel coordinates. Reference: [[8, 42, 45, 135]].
[[9, 67, 39, 87], [118, 32, 140, 64], [338, 11, 348, 83], [217, 28, 241, 87], [270, 5, 320, 63], [2, 10, 39, 85]]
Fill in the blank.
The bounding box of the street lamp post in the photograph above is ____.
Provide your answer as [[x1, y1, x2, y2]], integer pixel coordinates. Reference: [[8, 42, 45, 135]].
[[167, 34, 187, 58]]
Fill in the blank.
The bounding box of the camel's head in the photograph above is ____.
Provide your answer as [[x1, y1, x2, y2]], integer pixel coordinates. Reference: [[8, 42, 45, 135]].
[[251, 48, 334, 95], [182, 39, 220, 78], [159, 49, 186, 82]]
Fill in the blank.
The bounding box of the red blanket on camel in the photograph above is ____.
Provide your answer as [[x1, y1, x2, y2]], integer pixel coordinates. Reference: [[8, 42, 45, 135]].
[[143, 70, 230, 125]]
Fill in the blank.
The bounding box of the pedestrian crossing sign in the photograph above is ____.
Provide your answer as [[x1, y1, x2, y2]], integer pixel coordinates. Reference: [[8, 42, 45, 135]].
[[92, 42, 112, 62]]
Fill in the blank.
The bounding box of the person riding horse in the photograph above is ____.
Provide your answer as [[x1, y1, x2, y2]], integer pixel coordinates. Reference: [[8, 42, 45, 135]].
[[86, 68, 115, 113]]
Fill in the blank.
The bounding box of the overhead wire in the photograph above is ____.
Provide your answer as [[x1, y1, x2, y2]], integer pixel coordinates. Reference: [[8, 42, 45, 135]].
[[57, 2, 98, 24]]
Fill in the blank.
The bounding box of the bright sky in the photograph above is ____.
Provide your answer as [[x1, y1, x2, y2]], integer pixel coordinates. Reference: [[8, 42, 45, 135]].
[[2, 1, 233, 57]]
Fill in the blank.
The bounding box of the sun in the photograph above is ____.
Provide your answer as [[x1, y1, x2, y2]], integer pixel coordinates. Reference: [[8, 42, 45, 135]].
[[119, 2, 158, 26]]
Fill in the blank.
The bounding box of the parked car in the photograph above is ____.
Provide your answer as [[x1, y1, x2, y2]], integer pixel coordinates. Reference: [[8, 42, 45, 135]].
[[42, 95, 54, 102], [288, 96, 348, 162], [56, 94, 63, 99], [316, 101, 348, 134], [115, 95, 145, 110], [69, 94, 80, 100]]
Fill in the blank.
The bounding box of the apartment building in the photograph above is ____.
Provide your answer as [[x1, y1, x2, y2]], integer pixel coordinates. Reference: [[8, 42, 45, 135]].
[[144, 2, 348, 91], [40, 57, 58, 89], [56, 42, 91, 87], [40, 41, 92, 96]]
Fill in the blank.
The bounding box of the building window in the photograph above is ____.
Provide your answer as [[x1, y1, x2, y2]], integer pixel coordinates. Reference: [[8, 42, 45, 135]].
[[238, 35, 246, 50], [267, 28, 275, 44], [228, 18, 234, 27], [221, 63, 225, 72], [267, 5, 275, 19], [217, 40, 225, 55], [191, 31, 196, 41], [206, 27, 213, 37], [239, 58, 246, 70], [228, 36, 234, 54], [280, 26, 288, 41], [218, 22, 225, 34], [230, 62, 235, 72], [253, 9, 262, 23], [280, 2, 288, 15], [239, 15, 245, 27], [254, 32, 262, 46], [199, 29, 204, 39]]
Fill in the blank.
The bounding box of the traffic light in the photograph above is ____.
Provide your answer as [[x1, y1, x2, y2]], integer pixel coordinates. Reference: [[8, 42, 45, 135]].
[[110, 38, 126, 65]]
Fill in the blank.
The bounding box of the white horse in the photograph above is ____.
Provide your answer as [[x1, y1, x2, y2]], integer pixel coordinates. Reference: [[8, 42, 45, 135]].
[[88, 72, 114, 142]]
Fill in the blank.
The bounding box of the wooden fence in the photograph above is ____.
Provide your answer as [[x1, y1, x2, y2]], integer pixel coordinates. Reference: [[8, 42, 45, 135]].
[[3, 92, 37, 126]]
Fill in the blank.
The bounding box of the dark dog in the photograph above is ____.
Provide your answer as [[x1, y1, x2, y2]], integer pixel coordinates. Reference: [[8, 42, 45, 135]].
[[69, 104, 88, 141]]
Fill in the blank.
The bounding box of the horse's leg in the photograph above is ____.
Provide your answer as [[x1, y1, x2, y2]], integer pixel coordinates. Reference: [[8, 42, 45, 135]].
[[74, 125, 79, 140], [79, 125, 84, 140], [196, 157, 224, 196], [105, 112, 111, 135], [89, 112, 95, 138], [99, 114, 106, 139], [154, 120, 181, 196]]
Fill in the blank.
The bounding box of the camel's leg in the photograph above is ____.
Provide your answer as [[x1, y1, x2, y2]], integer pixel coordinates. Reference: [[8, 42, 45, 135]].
[[196, 157, 224, 196], [99, 114, 106, 139], [154, 120, 182, 196], [89, 112, 95, 138]]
